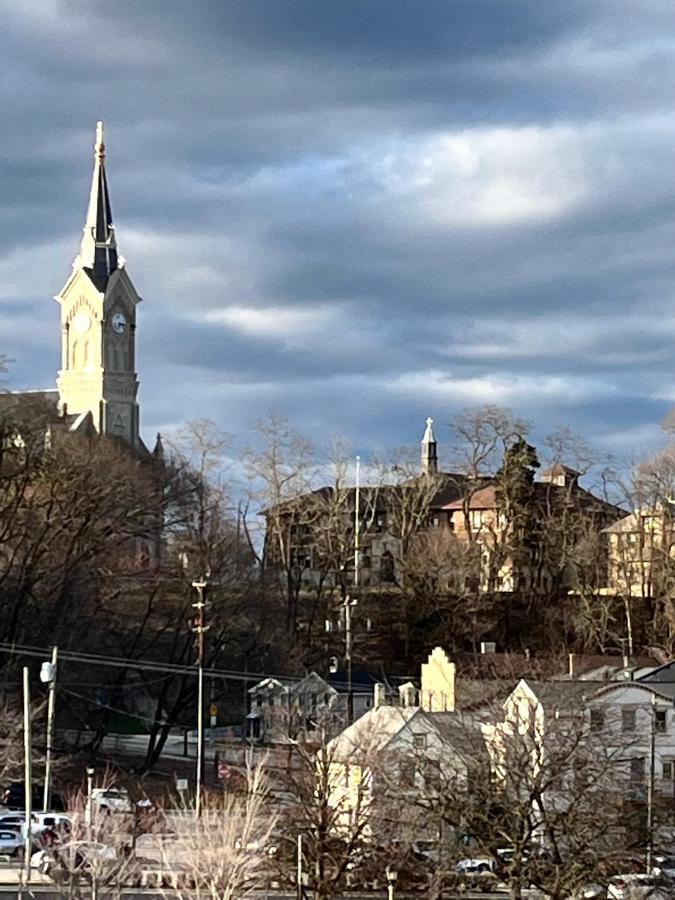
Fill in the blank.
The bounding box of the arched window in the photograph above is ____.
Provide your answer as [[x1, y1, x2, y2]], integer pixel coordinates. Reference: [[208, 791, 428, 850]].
[[83, 341, 89, 365], [72, 341, 78, 368]]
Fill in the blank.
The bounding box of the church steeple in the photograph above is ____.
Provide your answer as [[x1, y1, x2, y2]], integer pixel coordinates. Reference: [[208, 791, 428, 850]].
[[421, 416, 438, 476], [76, 121, 119, 287], [55, 122, 141, 447]]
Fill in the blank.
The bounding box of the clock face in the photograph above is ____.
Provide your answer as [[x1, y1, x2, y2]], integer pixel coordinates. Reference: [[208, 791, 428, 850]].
[[73, 311, 92, 333], [112, 313, 127, 334]]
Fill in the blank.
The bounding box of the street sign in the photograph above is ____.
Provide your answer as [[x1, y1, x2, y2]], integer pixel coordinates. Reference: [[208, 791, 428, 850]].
[[175, 778, 188, 792], [209, 703, 218, 717]]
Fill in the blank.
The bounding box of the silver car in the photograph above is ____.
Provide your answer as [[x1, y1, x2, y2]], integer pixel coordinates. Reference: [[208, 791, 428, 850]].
[[0, 829, 24, 857]]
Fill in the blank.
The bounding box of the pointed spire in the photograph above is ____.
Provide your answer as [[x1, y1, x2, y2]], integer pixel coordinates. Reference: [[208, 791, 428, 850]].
[[421, 416, 438, 476], [76, 121, 119, 285], [423, 416, 436, 444], [153, 432, 164, 460]]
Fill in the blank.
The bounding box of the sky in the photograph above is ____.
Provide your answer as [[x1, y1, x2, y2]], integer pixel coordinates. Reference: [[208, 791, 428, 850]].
[[2, 0, 675, 465]]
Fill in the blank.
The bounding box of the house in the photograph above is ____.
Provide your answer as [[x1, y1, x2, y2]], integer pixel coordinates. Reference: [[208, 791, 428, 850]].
[[602, 504, 675, 598], [246, 670, 375, 743], [263, 419, 622, 597], [483, 664, 675, 844], [325, 648, 485, 840]]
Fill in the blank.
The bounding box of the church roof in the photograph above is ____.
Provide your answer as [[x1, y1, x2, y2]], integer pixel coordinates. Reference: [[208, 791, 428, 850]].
[[75, 122, 119, 291]]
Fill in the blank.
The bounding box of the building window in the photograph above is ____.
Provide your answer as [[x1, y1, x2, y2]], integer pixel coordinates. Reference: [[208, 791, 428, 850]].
[[412, 733, 427, 750], [380, 551, 396, 583], [663, 760, 674, 781], [656, 709, 667, 733], [622, 708, 637, 732], [630, 756, 645, 782], [589, 708, 605, 733], [399, 762, 416, 787]]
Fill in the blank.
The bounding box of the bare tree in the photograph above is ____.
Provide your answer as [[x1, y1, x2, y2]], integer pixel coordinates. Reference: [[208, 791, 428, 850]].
[[156, 762, 276, 900]]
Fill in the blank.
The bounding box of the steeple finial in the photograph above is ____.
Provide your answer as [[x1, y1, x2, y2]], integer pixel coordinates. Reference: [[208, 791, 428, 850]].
[[75, 121, 119, 285], [95, 121, 105, 161], [421, 416, 438, 476]]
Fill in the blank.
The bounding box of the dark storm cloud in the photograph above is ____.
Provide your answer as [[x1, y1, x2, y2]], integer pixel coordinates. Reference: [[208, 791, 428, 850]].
[[2, 0, 675, 465]]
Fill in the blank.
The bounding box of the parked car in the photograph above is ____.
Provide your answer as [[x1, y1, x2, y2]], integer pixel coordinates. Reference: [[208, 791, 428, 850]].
[[2, 783, 64, 812], [455, 857, 495, 875], [608, 873, 670, 899], [0, 812, 71, 840], [0, 814, 26, 830], [0, 829, 23, 858], [90, 788, 132, 814]]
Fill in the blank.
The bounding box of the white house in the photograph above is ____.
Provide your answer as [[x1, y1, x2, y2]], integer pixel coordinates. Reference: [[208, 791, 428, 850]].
[[246, 670, 374, 743], [324, 648, 484, 841]]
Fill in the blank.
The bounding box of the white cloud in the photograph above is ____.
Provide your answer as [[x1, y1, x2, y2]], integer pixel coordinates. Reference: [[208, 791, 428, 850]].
[[363, 125, 588, 226], [203, 304, 337, 340], [388, 369, 615, 406]]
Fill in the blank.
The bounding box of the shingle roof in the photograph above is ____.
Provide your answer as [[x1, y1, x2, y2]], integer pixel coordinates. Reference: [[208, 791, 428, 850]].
[[327, 705, 417, 760]]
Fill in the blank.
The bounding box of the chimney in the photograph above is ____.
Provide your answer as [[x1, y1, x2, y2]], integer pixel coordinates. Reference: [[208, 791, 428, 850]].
[[420, 647, 455, 712], [373, 683, 386, 709], [398, 682, 417, 707]]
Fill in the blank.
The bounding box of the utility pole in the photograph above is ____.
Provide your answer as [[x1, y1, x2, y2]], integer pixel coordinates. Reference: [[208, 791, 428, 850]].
[[296, 833, 303, 900], [344, 597, 355, 723], [192, 579, 208, 817], [354, 455, 361, 590], [647, 692, 656, 872], [22, 667, 32, 883], [345, 455, 361, 724], [41, 646, 58, 811]]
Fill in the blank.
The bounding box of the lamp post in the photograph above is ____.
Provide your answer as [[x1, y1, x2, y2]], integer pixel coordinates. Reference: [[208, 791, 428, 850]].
[[22, 668, 32, 884], [343, 595, 358, 723], [647, 693, 657, 872], [86, 767, 95, 840], [385, 866, 398, 900], [191, 579, 208, 817], [40, 647, 58, 811]]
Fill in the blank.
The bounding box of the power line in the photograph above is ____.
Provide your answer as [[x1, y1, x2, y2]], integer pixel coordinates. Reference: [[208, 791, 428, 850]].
[[0, 641, 286, 684], [0, 641, 416, 688]]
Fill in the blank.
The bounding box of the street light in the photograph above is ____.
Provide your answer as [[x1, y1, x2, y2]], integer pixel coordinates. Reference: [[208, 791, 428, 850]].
[[40, 647, 58, 811], [86, 767, 95, 839], [385, 866, 398, 900], [343, 595, 358, 723], [191, 578, 209, 817]]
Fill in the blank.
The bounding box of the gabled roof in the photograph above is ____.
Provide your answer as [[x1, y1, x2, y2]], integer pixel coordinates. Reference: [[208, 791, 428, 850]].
[[327, 705, 417, 760], [248, 677, 287, 695], [512, 678, 604, 710], [602, 505, 673, 535], [421, 711, 485, 757]]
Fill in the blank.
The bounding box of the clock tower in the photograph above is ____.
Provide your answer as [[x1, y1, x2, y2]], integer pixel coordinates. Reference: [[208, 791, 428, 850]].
[[55, 122, 141, 446]]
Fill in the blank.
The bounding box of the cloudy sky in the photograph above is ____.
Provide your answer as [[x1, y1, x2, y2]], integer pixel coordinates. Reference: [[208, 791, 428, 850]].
[[2, 0, 675, 463]]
